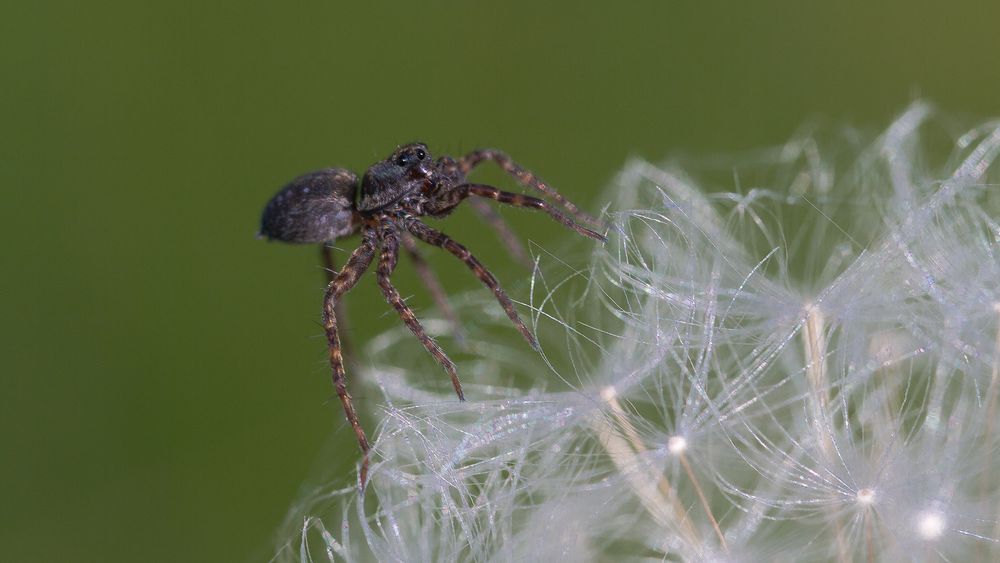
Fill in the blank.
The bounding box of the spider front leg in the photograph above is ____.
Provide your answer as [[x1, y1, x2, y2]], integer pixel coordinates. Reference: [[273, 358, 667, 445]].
[[405, 217, 539, 350], [459, 149, 604, 228], [322, 227, 377, 486], [376, 223, 465, 401], [434, 184, 607, 242], [437, 156, 533, 269]]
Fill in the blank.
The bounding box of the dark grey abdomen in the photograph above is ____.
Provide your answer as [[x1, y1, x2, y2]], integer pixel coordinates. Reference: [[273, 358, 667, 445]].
[[259, 168, 361, 243]]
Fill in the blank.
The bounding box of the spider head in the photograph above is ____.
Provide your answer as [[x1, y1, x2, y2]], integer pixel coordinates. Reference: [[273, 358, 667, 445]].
[[358, 142, 435, 211]]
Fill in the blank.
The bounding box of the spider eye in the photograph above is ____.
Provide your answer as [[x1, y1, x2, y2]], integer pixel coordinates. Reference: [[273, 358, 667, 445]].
[[396, 148, 427, 166]]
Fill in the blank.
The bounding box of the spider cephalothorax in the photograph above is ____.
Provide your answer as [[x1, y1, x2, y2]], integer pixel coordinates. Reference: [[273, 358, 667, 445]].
[[260, 142, 606, 485]]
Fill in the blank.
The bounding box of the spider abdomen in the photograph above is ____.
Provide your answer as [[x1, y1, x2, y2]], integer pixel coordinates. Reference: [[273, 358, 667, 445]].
[[259, 168, 361, 243]]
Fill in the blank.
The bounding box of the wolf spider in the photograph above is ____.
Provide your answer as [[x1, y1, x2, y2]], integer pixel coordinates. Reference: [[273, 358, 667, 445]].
[[259, 142, 606, 485]]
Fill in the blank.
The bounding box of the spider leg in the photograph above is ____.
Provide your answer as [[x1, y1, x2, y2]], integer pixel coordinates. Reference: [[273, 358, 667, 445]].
[[405, 217, 539, 350], [322, 226, 378, 486], [458, 149, 604, 229], [437, 184, 607, 242], [467, 198, 534, 270], [400, 233, 468, 347], [377, 224, 465, 400], [437, 155, 533, 268], [320, 244, 356, 366]]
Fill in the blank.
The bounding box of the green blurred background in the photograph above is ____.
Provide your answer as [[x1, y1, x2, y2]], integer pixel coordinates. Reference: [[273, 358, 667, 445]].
[[3, 1, 999, 561]]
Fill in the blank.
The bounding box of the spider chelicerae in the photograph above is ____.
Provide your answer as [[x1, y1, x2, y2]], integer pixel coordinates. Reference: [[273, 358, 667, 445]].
[[259, 142, 606, 485]]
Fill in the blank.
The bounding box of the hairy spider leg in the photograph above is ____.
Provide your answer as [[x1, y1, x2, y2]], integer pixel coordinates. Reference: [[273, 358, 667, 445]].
[[437, 184, 607, 243], [322, 227, 378, 487], [320, 244, 356, 366], [435, 156, 534, 269], [459, 149, 605, 230], [405, 218, 539, 350], [376, 224, 465, 400], [399, 233, 467, 347]]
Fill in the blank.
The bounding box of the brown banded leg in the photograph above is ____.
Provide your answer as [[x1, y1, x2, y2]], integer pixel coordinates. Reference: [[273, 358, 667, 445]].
[[459, 149, 605, 229], [436, 184, 607, 242], [467, 198, 533, 270], [376, 226, 465, 400], [405, 217, 539, 350], [322, 227, 378, 486], [320, 244, 355, 366], [436, 155, 532, 267], [399, 233, 468, 347]]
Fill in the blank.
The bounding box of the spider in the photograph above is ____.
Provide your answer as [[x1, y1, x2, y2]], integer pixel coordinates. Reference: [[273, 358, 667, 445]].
[[259, 142, 606, 485]]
